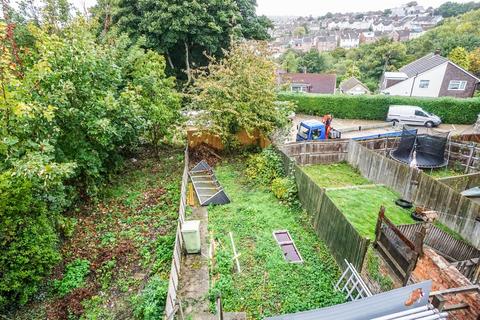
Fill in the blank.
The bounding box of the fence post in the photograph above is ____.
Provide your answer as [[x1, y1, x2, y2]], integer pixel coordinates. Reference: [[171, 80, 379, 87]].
[[414, 225, 426, 257], [216, 294, 224, 320], [465, 145, 474, 174], [374, 206, 385, 246]]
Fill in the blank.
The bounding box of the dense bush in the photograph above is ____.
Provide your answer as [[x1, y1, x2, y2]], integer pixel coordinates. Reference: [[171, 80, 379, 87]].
[[53, 259, 91, 297], [0, 21, 180, 311], [131, 276, 169, 320], [278, 92, 480, 124], [271, 177, 298, 205], [245, 146, 285, 186]]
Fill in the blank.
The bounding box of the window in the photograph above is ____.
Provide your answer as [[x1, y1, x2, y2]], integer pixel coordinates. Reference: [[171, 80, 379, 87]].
[[291, 84, 308, 92], [448, 80, 467, 90], [418, 80, 429, 88], [415, 110, 427, 117], [297, 125, 309, 139]]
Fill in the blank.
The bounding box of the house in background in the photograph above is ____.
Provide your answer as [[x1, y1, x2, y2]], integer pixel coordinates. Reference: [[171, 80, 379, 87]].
[[380, 52, 480, 98], [279, 72, 337, 94], [339, 77, 371, 95]]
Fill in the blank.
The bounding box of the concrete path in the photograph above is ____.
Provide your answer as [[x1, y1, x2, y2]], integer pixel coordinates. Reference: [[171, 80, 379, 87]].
[[178, 207, 213, 320]]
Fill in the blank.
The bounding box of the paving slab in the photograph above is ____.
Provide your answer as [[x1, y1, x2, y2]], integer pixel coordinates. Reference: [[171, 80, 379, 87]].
[[178, 206, 214, 320]]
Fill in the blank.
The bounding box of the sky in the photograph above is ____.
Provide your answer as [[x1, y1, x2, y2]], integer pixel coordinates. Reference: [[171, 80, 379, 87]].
[[256, 0, 473, 16], [9, 0, 475, 16]]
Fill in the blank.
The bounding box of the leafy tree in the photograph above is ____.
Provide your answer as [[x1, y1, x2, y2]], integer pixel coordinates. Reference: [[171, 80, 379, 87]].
[[112, 0, 271, 80], [281, 51, 300, 73], [234, 0, 272, 40], [190, 41, 292, 148], [298, 49, 327, 73], [448, 46, 471, 70], [293, 26, 306, 37], [434, 1, 480, 17], [468, 48, 480, 76], [407, 9, 480, 57], [0, 19, 180, 310]]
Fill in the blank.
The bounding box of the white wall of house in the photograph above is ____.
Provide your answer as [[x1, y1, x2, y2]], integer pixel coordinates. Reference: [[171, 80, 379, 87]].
[[382, 63, 448, 97], [347, 84, 369, 95]]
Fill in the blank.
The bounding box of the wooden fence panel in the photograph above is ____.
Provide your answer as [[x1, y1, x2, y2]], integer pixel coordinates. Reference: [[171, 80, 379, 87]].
[[438, 172, 480, 193], [277, 148, 370, 270], [346, 141, 480, 249], [397, 223, 480, 262], [164, 148, 189, 318]]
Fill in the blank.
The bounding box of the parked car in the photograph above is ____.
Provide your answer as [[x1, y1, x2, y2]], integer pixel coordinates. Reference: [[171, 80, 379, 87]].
[[386, 105, 442, 127]]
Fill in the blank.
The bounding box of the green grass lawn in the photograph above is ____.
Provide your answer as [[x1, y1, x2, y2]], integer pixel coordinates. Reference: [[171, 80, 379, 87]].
[[327, 186, 415, 239], [424, 167, 465, 179], [209, 161, 344, 319], [302, 162, 371, 188]]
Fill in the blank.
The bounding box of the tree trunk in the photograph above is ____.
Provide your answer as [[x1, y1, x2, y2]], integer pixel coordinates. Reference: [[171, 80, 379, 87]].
[[184, 40, 192, 84], [166, 52, 175, 70]]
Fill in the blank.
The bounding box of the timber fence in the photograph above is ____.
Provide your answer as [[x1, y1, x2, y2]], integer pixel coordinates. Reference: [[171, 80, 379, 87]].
[[347, 141, 480, 248], [397, 223, 480, 262], [281, 139, 480, 248], [164, 148, 189, 319], [437, 172, 480, 193], [277, 148, 370, 270]]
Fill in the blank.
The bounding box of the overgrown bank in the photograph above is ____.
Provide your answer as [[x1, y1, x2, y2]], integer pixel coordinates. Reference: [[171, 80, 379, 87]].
[[279, 93, 480, 124], [11, 148, 183, 319]]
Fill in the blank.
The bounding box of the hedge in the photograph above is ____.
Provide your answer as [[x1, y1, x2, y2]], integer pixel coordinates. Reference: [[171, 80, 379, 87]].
[[278, 93, 480, 124]]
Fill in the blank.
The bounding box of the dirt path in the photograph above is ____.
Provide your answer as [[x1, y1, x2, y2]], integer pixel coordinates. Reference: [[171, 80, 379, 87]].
[[177, 207, 213, 320]]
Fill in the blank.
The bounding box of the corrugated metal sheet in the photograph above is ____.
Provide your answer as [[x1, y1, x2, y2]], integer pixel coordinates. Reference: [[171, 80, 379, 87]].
[[266, 281, 447, 320], [189, 161, 230, 206]]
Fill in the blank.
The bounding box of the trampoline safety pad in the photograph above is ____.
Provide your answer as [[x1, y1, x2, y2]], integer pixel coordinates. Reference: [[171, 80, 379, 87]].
[[189, 160, 230, 206]]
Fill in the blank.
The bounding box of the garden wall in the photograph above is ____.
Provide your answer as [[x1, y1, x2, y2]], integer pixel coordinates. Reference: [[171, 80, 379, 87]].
[[277, 148, 370, 270], [278, 93, 480, 124], [437, 172, 480, 193]]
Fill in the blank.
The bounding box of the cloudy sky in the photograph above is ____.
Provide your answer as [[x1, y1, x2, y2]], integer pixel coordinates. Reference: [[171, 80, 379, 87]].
[[14, 0, 474, 16], [256, 0, 472, 16]]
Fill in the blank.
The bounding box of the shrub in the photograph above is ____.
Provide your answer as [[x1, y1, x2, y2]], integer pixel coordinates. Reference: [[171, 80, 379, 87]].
[[0, 173, 61, 309], [131, 276, 168, 320], [54, 259, 90, 297], [245, 146, 284, 186], [278, 92, 480, 124], [271, 177, 298, 205]]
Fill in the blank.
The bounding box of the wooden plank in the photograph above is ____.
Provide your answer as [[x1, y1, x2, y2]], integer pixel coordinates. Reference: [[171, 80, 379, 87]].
[[430, 285, 480, 296]]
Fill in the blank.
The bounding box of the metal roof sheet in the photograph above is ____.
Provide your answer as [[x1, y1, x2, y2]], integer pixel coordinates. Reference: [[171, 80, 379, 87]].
[[266, 281, 447, 320]]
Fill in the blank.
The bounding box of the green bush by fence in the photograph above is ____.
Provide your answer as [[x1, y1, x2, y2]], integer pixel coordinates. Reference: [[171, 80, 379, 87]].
[[278, 93, 480, 124]]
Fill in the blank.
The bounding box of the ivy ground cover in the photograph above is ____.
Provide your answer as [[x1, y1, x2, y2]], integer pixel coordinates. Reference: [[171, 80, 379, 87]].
[[208, 161, 344, 319], [13, 148, 183, 320]]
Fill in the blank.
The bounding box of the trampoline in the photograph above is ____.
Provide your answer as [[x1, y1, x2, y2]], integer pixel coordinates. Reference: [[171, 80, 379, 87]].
[[390, 127, 449, 169]]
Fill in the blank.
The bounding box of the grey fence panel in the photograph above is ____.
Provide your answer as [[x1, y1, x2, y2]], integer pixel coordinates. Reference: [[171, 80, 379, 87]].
[[164, 148, 189, 319], [277, 148, 370, 270], [397, 223, 480, 262]]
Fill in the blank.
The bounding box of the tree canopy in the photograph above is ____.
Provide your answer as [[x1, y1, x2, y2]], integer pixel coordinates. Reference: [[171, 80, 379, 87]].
[[111, 0, 272, 80]]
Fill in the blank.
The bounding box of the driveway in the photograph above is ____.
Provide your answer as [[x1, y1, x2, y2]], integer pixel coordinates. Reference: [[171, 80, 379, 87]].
[[288, 114, 476, 142]]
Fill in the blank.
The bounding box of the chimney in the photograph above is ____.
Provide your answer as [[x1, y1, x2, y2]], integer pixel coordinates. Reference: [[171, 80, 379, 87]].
[[434, 48, 441, 55]]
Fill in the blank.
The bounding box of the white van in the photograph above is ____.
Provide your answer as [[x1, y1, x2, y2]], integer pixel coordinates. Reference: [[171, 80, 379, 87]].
[[386, 105, 442, 127]]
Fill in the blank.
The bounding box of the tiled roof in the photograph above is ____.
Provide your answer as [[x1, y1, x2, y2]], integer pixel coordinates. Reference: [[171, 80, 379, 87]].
[[399, 53, 448, 78], [281, 73, 337, 94], [340, 77, 370, 92]]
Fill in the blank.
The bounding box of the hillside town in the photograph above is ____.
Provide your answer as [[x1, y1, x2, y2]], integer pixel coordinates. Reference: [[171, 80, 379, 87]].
[[270, 3, 443, 57]]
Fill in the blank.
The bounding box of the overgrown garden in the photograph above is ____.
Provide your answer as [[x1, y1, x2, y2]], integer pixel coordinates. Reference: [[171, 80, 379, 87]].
[[208, 150, 344, 319]]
